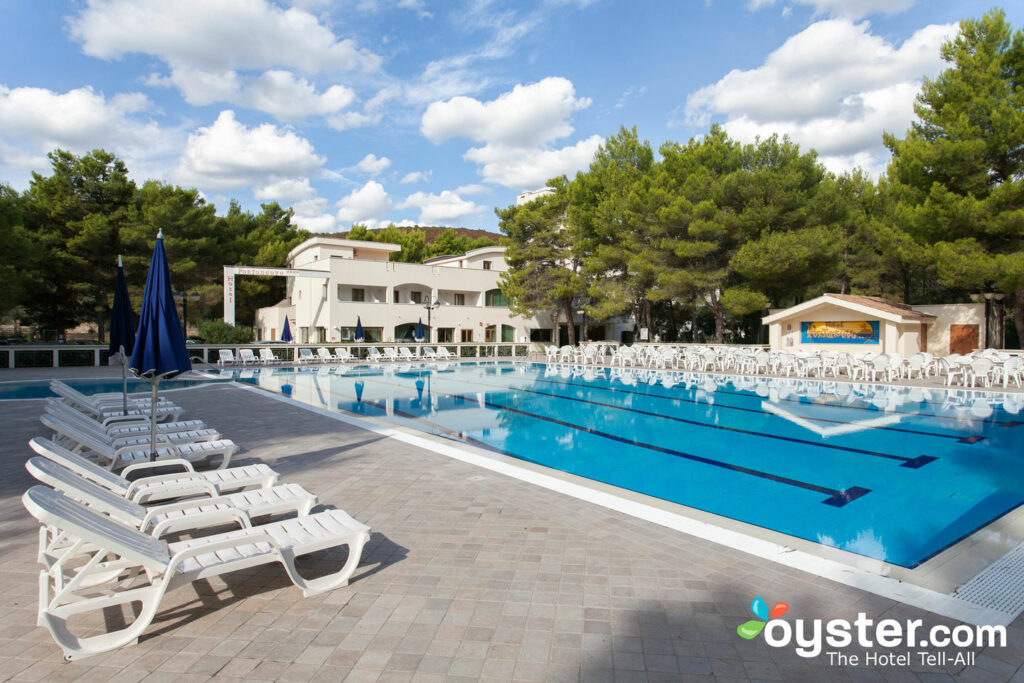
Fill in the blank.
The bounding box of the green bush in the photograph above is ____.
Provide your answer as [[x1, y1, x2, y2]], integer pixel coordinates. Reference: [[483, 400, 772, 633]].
[[197, 320, 253, 344]]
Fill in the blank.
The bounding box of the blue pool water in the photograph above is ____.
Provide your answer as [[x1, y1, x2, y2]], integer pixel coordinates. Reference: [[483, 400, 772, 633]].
[[243, 362, 1020, 567]]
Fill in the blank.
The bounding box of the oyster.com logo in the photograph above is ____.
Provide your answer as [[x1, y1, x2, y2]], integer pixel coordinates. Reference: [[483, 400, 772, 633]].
[[737, 597, 789, 640]]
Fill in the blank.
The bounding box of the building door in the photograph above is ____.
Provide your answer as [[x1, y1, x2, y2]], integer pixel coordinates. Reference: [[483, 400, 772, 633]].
[[949, 324, 979, 355]]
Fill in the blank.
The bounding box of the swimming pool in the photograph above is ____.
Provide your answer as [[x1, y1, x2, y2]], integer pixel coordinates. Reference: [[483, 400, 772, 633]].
[[231, 362, 1024, 568], [0, 375, 228, 400]]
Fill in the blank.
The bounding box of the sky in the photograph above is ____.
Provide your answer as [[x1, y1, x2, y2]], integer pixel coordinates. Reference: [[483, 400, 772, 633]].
[[0, 0, 1019, 234]]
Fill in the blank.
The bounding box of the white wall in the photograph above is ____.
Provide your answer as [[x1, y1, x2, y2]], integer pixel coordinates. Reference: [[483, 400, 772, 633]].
[[911, 303, 985, 355]]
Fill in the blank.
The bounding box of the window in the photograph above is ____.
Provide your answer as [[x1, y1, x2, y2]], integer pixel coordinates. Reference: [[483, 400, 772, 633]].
[[438, 328, 454, 343], [482, 260, 491, 270], [461, 329, 474, 342], [454, 293, 465, 306], [410, 291, 423, 304], [485, 289, 509, 307], [484, 325, 496, 342], [271, 327, 276, 340], [317, 327, 326, 343], [393, 289, 400, 303], [501, 325, 515, 342], [352, 288, 365, 302], [530, 328, 553, 342]]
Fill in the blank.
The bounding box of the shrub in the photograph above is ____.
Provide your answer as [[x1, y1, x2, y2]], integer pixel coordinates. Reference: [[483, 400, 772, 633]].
[[197, 320, 253, 344]]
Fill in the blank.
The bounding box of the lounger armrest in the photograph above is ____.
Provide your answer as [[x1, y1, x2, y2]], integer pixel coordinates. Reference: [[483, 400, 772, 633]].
[[146, 507, 253, 538], [127, 477, 218, 503], [166, 531, 278, 575], [121, 458, 195, 477]]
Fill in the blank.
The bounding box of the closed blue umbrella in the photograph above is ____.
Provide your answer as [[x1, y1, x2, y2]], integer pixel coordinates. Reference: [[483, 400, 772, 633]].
[[354, 316, 364, 343], [129, 230, 191, 458], [108, 255, 135, 415], [281, 315, 293, 342], [415, 318, 424, 343]]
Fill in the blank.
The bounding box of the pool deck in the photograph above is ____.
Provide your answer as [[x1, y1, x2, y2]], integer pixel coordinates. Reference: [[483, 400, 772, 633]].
[[1, 366, 1023, 681]]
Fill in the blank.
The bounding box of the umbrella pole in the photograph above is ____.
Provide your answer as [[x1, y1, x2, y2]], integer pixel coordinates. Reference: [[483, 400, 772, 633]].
[[149, 378, 159, 462], [121, 346, 129, 416]]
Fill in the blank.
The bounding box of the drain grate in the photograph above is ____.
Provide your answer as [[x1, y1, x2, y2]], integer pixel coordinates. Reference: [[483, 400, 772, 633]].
[[954, 543, 1024, 616]]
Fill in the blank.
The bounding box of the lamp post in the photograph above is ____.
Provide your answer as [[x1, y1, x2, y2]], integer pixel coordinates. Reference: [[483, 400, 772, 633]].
[[423, 298, 440, 343], [173, 290, 201, 338], [576, 308, 587, 342]]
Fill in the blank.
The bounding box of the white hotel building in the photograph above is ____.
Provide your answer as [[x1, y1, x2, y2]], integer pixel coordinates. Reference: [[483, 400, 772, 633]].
[[253, 236, 555, 345]]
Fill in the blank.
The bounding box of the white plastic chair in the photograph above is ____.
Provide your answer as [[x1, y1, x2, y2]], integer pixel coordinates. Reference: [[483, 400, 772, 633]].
[[259, 347, 278, 364], [398, 347, 416, 361], [435, 347, 454, 360], [335, 347, 355, 362], [23, 485, 370, 660], [296, 348, 317, 364], [30, 437, 278, 504], [217, 349, 236, 366]]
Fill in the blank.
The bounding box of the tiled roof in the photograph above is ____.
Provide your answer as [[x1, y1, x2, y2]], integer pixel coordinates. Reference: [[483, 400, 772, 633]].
[[824, 294, 936, 320]]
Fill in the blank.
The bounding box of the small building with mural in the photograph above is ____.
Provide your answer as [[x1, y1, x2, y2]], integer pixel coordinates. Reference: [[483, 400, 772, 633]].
[[762, 294, 986, 356]]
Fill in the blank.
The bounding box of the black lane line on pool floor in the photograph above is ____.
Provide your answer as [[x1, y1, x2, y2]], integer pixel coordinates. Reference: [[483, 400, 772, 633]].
[[324, 375, 871, 508], [529, 374, 989, 444], [432, 374, 937, 471]]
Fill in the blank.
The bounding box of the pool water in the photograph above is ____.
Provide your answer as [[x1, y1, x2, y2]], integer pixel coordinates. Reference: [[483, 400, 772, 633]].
[[242, 362, 1022, 567]]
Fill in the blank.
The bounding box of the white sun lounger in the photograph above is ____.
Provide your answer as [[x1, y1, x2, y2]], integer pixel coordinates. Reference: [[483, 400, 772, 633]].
[[23, 485, 371, 660], [259, 347, 279, 364], [49, 380, 182, 422], [398, 347, 416, 361], [334, 347, 355, 362], [44, 398, 211, 437], [39, 414, 238, 471], [30, 437, 278, 504], [383, 347, 399, 361], [367, 347, 383, 362], [421, 346, 437, 360], [45, 400, 220, 446], [27, 456, 316, 542], [296, 348, 317, 364], [316, 347, 336, 362], [435, 347, 454, 361], [238, 348, 258, 365], [217, 349, 237, 366]]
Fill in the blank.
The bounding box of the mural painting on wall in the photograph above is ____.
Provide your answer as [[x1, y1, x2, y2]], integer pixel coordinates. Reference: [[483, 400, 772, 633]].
[[801, 321, 880, 344]]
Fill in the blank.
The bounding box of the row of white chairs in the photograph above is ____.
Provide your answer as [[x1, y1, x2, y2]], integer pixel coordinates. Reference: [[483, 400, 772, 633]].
[[218, 345, 458, 366], [26, 381, 371, 660], [544, 343, 1024, 388]]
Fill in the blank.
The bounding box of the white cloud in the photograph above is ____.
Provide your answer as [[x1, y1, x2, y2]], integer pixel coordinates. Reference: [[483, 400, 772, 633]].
[[0, 85, 183, 185], [614, 85, 647, 110], [356, 153, 391, 175], [681, 19, 955, 175], [464, 135, 603, 190], [401, 170, 430, 184], [398, 190, 485, 225], [422, 77, 591, 147], [69, 0, 381, 74], [748, 0, 915, 19], [455, 183, 489, 195], [174, 110, 325, 190], [291, 196, 337, 232], [149, 67, 357, 121], [335, 180, 393, 223], [254, 177, 315, 201]]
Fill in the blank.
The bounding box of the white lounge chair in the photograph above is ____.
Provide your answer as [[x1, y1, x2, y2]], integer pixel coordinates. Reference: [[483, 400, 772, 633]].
[[259, 347, 279, 364], [296, 348, 317, 364], [217, 349, 237, 366], [39, 414, 238, 471], [27, 456, 316, 540], [30, 437, 278, 504], [317, 347, 335, 362], [44, 402, 221, 448], [49, 381, 181, 423], [23, 485, 371, 660], [238, 348, 258, 365], [383, 347, 399, 361], [367, 347, 383, 362], [398, 347, 416, 361], [44, 399, 212, 439], [435, 347, 454, 361], [334, 347, 355, 363], [421, 346, 437, 360]]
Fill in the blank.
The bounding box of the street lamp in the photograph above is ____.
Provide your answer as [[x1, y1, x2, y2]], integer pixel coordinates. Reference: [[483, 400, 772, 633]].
[[173, 290, 201, 337], [423, 298, 440, 343], [576, 308, 586, 342]]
